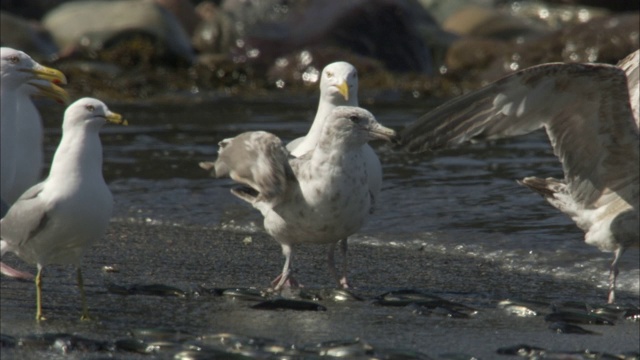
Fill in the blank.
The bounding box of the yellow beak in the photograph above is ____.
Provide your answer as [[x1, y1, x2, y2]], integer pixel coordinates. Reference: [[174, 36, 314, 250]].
[[30, 81, 70, 104], [23, 65, 68, 85], [106, 111, 128, 126], [336, 80, 349, 101]]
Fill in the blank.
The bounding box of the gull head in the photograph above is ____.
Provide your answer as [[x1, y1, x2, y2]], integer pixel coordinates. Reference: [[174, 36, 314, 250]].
[[1, 47, 67, 88], [325, 106, 396, 146], [320, 61, 358, 104], [63, 97, 128, 131]]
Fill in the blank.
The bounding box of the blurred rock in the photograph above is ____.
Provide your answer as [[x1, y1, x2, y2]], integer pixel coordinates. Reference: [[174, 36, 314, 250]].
[[445, 12, 640, 84], [43, 0, 195, 67], [0, 11, 59, 61], [0, 0, 66, 20], [265, 46, 389, 90], [149, 0, 201, 37], [503, 0, 610, 30], [192, 2, 236, 54], [543, 0, 639, 12], [221, 0, 437, 74], [443, 4, 548, 40]]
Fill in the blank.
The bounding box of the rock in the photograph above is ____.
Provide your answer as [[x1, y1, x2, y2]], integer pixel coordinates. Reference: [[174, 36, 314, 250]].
[[192, 2, 236, 54], [443, 4, 548, 40], [0, 0, 66, 20], [150, 0, 201, 36], [543, 0, 639, 13], [0, 11, 59, 61], [42, 0, 194, 66], [444, 13, 640, 84], [221, 0, 437, 74]]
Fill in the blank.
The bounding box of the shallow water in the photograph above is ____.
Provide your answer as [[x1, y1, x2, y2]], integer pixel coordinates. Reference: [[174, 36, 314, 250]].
[[71, 95, 638, 296], [2, 94, 639, 359]]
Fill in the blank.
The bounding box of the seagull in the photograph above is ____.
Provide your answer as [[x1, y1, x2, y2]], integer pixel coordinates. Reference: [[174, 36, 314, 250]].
[[1, 47, 68, 205], [7, 79, 70, 204], [202, 106, 395, 290], [286, 61, 384, 285], [398, 50, 639, 304], [0, 97, 127, 320]]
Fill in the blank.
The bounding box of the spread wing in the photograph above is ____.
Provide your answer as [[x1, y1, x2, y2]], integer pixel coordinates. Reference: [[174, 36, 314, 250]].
[[399, 62, 639, 210], [617, 49, 639, 128], [209, 131, 293, 204]]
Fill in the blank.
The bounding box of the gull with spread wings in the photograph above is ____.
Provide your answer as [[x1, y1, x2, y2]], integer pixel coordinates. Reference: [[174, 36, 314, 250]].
[[398, 50, 639, 303]]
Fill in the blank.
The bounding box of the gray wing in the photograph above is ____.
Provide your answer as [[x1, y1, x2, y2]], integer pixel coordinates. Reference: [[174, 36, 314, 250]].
[[617, 49, 639, 128], [213, 131, 293, 204], [0, 182, 50, 247], [399, 62, 639, 209]]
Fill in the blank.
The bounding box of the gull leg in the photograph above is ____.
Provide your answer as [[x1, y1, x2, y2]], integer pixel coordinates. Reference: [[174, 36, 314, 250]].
[[272, 244, 296, 290], [1, 261, 34, 280], [339, 238, 349, 289], [607, 247, 623, 304], [77, 268, 91, 320], [327, 242, 340, 287], [328, 239, 350, 289], [35, 265, 45, 321]]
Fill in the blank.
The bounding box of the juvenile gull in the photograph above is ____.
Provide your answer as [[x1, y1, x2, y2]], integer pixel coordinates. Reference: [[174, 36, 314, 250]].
[[0, 97, 127, 320], [398, 50, 640, 303], [286, 61, 384, 282], [1, 47, 68, 204], [202, 106, 395, 290]]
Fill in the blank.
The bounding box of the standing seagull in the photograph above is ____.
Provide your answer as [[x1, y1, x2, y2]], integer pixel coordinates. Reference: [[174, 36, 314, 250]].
[[286, 61, 384, 286], [203, 107, 395, 290], [1, 47, 68, 205], [7, 79, 70, 204], [398, 50, 639, 304], [1, 98, 127, 320]]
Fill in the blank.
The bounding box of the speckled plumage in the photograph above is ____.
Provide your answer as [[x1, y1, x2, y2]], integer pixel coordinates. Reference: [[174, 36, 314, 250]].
[[205, 106, 396, 290], [399, 50, 640, 304]]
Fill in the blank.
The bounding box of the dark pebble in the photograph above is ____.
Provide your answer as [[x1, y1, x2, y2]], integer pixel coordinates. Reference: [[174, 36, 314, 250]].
[[548, 321, 601, 335], [251, 298, 327, 311], [544, 311, 615, 325]]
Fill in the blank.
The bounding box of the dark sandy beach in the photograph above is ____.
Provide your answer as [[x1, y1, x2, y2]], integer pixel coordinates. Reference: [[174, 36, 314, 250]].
[[2, 220, 638, 359]]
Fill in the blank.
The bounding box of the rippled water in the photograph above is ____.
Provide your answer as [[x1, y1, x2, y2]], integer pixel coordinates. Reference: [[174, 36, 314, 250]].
[[39, 94, 639, 298], [2, 94, 638, 359]]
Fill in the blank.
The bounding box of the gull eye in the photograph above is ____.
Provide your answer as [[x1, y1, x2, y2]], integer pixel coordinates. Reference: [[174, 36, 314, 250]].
[[349, 115, 359, 123], [8, 56, 19, 64], [85, 104, 95, 112], [326, 71, 334, 78]]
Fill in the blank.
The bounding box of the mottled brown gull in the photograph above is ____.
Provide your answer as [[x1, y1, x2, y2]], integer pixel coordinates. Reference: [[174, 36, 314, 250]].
[[0, 98, 127, 320], [286, 61, 384, 286], [398, 50, 639, 303], [202, 106, 395, 290]]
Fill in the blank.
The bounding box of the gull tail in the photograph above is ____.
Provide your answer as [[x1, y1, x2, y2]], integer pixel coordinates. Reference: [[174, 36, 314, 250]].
[[518, 176, 582, 224]]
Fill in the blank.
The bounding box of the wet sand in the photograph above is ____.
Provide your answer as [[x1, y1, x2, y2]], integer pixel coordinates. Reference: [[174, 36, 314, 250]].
[[1, 220, 638, 359]]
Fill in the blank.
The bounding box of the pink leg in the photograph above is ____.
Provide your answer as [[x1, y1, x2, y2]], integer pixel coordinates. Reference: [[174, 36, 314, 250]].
[[607, 247, 624, 304], [328, 239, 349, 289], [1, 261, 34, 280], [271, 244, 301, 290]]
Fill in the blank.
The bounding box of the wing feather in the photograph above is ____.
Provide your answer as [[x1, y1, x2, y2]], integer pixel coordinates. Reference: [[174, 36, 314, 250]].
[[399, 62, 639, 209]]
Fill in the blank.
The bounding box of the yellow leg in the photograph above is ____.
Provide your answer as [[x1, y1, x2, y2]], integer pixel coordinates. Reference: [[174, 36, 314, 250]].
[[35, 266, 45, 321], [77, 268, 91, 321]]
